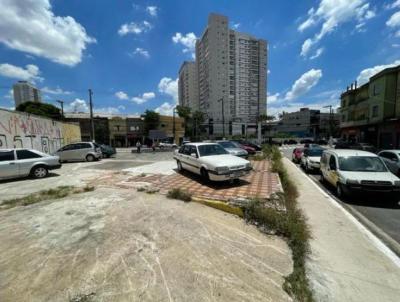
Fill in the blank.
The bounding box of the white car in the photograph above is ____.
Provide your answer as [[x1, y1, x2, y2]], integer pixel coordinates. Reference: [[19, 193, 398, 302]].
[[173, 143, 252, 181], [159, 142, 177, 149], [0, 148, 61, 180], [320, 149, 400, 199], [300, 147, 324, 173]]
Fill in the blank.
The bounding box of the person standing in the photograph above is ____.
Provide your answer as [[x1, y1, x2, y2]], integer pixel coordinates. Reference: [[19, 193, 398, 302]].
[[136, 140, 141, 153]]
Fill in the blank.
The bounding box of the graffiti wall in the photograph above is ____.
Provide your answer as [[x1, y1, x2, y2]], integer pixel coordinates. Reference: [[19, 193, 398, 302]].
[[0, 108, 81, 153]]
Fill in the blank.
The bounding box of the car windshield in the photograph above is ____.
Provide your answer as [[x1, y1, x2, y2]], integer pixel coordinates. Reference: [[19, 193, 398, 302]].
[[308, 149, 324, 156], [198, 144, 229, 157], [338, 156, 388, 172], [218, 141, 236, 148]]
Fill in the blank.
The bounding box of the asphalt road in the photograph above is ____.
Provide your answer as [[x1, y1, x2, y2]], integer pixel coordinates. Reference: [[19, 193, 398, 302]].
[[281, 145, 400, 254]]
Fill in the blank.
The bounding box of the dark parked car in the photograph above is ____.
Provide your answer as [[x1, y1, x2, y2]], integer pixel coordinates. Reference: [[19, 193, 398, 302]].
[[100, 144, 116, 158], [317, 139, 328, 145], [335, 141, 377, 153], [232, 140, 262, 151], [300, 139, 313, 144]]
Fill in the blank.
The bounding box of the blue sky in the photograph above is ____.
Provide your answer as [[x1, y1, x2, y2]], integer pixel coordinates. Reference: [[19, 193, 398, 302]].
[[0, 0, 400, 116]]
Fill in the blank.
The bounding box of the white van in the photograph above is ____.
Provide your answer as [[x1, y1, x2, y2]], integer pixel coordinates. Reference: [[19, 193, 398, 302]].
[[320, 149, 400, 199]]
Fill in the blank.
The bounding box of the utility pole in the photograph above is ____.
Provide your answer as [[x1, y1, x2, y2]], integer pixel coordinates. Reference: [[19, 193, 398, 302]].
[[88, 89, 95, 142], [218, 98, 225, 137], [323, 105, 333, 139], [172, 107, 176, 144], [57, 100, 64, 118]]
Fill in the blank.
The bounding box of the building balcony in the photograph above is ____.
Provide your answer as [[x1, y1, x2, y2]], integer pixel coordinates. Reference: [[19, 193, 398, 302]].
[[340, 119, 370, 128]]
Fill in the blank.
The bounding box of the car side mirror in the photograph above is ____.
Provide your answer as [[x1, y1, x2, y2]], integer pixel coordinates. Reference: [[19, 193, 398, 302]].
[[329, 164, 336, 170], [190, 153, 197, 158]]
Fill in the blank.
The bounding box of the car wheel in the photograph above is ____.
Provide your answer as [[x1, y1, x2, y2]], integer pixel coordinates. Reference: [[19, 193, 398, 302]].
[[200, 168, 209, 181], [336, 183, 345, 198], [177, 160, 183, 172], [31, 166, 48, 179], [86, 154, 95, 162], [305, 163, 310, 173]]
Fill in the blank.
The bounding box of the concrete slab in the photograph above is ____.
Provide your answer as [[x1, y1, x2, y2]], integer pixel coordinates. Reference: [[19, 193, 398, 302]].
[[0, 187, 293, 302]]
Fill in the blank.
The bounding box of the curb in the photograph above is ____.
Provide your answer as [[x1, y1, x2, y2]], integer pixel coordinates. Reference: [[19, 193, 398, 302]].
[[191, 196, 244, 217]]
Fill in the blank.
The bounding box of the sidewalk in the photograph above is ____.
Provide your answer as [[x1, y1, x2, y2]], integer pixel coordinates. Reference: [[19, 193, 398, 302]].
[[283, 158, 400, 302]]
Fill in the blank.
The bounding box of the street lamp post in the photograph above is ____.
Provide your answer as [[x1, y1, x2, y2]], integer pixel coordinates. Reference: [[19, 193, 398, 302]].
[[173, 107, 177, 144], [217, 98, 225, 137], [57, 100, 64, 118]]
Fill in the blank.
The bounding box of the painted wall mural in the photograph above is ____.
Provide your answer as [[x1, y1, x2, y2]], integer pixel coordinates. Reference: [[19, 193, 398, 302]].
[[0, 109, 81, 153]]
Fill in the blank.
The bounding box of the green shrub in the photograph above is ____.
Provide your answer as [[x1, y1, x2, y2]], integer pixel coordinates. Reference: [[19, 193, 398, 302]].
[[243, 145, 313, 302], [167, 188, 192, 202]]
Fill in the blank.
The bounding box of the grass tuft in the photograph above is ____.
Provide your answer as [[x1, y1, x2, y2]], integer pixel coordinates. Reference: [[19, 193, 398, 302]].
[[1, 185, 95, 211], [243, 145, 313, 302], [167, 188, 192, 202]]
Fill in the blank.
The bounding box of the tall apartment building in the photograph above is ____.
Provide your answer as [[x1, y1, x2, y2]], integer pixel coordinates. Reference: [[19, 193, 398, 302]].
[[195, 13, 267, 135], [13, 81, 42, 107], [178, 61, 199, 110]]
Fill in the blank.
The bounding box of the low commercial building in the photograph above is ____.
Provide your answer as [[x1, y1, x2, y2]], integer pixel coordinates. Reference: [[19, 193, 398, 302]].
[[267, 108, 339, 138], [64, 113, 110, 145], [340, 65, 400, 148], [158, 115, 185, 144]]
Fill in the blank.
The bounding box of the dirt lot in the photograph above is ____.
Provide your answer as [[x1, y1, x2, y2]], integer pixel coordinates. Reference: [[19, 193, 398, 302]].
[[0, 157, 293, 302]]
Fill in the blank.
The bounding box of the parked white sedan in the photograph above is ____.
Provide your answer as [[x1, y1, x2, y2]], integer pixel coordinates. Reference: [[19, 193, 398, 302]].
[[173, 143, 252, 181]]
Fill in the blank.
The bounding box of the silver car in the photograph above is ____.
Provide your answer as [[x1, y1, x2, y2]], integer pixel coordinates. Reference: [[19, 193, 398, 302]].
[[378, 150, 400, 177], [216, 140, 248, 158], [0, 149, 61, 180], [55, 142, 102, 162]]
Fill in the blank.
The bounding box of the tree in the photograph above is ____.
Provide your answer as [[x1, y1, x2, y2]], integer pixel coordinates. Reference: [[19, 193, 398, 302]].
[[192, 110, 206, 140], [176, 105, 191, 136], [141, 110, 160, 135], [16, 102, 62, 120]]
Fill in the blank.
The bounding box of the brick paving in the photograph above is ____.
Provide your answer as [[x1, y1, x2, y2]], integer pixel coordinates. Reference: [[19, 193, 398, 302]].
[[125, 160, 281, 201]]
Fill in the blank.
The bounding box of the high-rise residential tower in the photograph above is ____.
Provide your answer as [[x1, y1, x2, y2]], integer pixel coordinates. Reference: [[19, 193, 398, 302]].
[[178, 61, 199, 110], [13, 81, 42, 107], [195, 13, 267, 135]]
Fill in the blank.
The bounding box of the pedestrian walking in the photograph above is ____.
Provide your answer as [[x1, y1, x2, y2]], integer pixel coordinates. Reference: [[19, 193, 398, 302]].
[[152, 141, 156, 152], [136, 140, 141, 153]]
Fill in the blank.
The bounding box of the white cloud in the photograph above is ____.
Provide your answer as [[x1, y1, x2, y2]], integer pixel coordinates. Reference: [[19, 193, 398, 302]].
[[95, 105, 125, 115], [118, 21, 152, 36], [158, 77, 179, 102], [386, 0, 400, 10], [310, 48, 324, 60], [232, 22, 241, 29], [4, 89, 13, 99], [131, 92, 155, 104], [357, 60, 400, 84], [41, 86, 72, 95], [146, 6, 158, 17], [0, 63, 43, 83], [115, 91, 129, 100], [67, 99, 89, 113], [267, 92, 281, 104], [301, 38, 314, 57], [285, 69, 323, 101], [132, 47, 150, 58], [172, 32, 197, 58], [298, 0, 375, 57], [268, 99, 340, 117], [387, 11, 400, 27], [0, 0, 95, 66], [155, 102, 175, 116]]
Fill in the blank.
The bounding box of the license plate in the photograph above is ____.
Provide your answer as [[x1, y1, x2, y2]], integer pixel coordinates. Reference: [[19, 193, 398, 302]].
[[230, 171, 244, 178]]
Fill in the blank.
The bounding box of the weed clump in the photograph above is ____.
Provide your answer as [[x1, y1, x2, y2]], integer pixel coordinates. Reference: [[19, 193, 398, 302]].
[[167, 188, 192, 202]]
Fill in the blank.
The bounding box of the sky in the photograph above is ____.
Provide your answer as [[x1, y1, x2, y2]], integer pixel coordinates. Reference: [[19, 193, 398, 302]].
[[0, 0, 400, 117]]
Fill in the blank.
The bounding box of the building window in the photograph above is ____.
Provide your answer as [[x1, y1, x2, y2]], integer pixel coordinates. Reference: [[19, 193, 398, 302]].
[[372, 105, 378, 118], [373, 84, 381, 96]]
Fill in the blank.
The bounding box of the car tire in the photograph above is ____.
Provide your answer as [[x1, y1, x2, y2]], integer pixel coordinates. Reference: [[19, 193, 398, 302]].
[[31, 166, 48, 179], [336, 183, 345, 198], [86, 154, 95, 162], [305, 163, 310, 173], [200, 168, 209, 181], [177, 160, 183, 172]]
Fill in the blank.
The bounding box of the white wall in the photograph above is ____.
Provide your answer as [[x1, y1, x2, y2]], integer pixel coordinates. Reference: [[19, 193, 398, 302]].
[[0, 109, 79, 153]]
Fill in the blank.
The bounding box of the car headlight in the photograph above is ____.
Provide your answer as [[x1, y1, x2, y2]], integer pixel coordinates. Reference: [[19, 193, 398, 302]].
[[346, 179, 359, 185], [216, 166, 229, 174], [394, 180, 400, 187]]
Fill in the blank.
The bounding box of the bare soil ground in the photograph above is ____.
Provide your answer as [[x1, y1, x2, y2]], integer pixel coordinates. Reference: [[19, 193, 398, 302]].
[[0, 186, 293, 302]]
